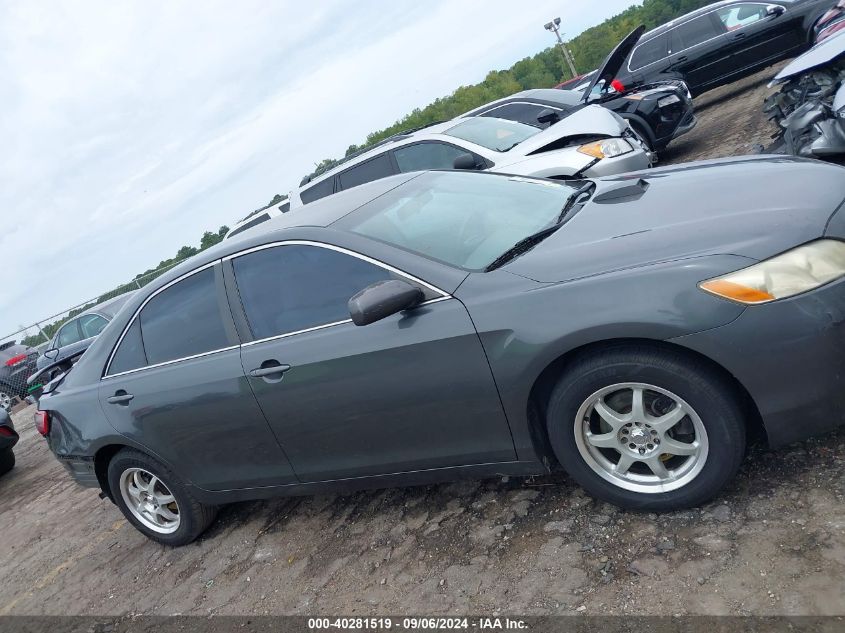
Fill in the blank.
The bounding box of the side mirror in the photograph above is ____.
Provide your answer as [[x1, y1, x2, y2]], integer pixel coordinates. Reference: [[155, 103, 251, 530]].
[[766, 4, 784, 16], [453, 153, 482, 170], [348, 280, 424, 326], [537, 108, 560, 126], [44, 348, 59, 360]]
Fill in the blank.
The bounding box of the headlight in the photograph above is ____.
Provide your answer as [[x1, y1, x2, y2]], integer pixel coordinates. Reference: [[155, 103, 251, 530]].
[[658, 94, 681, 108], [699, 240, 845, 304], [577, 138, 633, 159]]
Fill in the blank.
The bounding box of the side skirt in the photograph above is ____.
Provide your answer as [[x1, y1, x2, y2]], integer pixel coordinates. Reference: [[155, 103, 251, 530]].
[[187, 460, 549, 505]]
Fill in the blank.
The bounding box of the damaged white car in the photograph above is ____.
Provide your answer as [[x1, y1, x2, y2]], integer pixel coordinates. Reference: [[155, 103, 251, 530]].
[[765, 30, 845, 158], [289, 106, 652, 209]]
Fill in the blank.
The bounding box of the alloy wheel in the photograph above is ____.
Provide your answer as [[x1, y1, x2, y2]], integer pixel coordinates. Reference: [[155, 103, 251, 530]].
[[0, 391, 11, 413], [573, 382, 709, 493], [119, 467, 181, 534]]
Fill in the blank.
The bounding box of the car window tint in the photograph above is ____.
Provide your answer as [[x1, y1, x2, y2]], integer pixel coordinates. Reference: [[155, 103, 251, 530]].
[[479, 103, 565, 128], [232, 245, 394, 339], [108, 319, 147, 375], [300, 178, 335, 204], [630, 33, 669, 70], [138, 267, 229, 365], [338, 154, 395, 190], [56, 321, 82, 347], [79, 314, 108, 339], [717, 4, 767, 30], [393, 143, 470, 172], [673, 15, 722, 50], [228, 212, 271, 239]]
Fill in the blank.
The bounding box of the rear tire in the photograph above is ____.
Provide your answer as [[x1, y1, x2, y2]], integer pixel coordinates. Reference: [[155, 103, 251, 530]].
[[546, 345, 746, 510], [0, 449, 15, 476], [107, 448, 217, 546]]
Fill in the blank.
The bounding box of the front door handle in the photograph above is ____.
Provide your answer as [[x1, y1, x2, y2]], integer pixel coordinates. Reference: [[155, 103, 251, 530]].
[[249, 363, 291, 378], [675, 55, 688, 62], [107, 391, 134, 405], [734, 32, 747, 39]]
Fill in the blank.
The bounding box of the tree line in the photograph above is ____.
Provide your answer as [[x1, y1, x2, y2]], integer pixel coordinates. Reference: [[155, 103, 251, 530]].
[[307, 0, 711, 179]]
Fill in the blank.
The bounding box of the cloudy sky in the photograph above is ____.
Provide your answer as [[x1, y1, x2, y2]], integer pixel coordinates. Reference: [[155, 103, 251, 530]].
[[0, 0, 636, 339]]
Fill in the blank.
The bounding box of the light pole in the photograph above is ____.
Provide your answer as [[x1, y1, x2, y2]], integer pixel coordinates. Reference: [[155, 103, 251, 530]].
[[544, 17, 578, 79]]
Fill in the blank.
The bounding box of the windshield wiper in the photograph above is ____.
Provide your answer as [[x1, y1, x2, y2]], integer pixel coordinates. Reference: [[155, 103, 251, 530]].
[[556, 181, 596, 224], [485, 181, 596, 272], [485, 225, 562, 272]]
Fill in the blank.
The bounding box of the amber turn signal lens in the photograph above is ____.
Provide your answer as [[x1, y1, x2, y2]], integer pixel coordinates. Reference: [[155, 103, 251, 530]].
[[699, 280, 774, 304], [577, 142, 605, 159]]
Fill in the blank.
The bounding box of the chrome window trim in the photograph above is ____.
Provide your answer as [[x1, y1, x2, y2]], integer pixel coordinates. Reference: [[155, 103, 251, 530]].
[[102, 345, 240, 380], [103, 241, 453, 379], [102, 260, 219, 379], [627, 2, 786, 73], [223, 240, 450, 298]]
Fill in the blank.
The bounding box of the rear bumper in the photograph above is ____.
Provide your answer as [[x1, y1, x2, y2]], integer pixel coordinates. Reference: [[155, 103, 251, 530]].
[[58, 456, 99, 488], [671, 276, 845, 447]]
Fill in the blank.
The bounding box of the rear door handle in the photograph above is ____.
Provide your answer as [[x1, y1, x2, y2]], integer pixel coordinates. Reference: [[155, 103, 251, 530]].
[[249, 363, 291, 378], [107, 392, 134, 405], [675, 55, 688, 62], [734, 32, 747, 39]]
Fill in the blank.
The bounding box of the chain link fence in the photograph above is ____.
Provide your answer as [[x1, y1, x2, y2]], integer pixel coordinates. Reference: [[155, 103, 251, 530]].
[[0, 257, 192, 411]]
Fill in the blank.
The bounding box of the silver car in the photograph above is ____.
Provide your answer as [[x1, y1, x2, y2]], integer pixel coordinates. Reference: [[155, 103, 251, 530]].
[[289, 106, 652, 209]]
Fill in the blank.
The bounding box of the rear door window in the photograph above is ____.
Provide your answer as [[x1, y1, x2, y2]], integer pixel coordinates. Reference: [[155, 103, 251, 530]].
[[56, 321, 82, 347], [672, 15, 724, 50], [479, 103, 566, 128], [629, 33, 670, 70], [393, 142, 473, 172], [108, 320, 147, 375], [137, 267, 230, 365], [79, 314, 109, 339], [300, 178, 336, 204], [337, 153, 396, 191]]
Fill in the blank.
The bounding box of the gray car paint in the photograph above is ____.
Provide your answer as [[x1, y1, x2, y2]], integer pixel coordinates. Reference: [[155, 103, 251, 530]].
[[39, 158, 845, 504]]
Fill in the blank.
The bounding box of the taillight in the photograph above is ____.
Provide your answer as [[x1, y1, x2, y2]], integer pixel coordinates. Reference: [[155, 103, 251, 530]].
[[35, 410, 50, 436], [5, 354, 26, 367], [0, 426, 14, 438]]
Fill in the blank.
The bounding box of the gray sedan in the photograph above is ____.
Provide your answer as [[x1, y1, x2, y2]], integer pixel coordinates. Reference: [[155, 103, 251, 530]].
[[36, 160, 845, 545]]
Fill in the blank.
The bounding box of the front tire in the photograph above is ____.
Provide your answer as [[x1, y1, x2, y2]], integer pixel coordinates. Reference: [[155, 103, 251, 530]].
[[107, 448, 217, 546], [546, 345, 745, 510]]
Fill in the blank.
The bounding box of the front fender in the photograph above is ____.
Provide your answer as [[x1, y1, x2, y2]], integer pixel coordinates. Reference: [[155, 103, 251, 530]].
[[456, 255, 751, 461]]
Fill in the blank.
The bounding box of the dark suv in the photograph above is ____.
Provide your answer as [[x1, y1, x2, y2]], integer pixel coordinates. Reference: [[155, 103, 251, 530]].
[[615, 0, 831, 96]]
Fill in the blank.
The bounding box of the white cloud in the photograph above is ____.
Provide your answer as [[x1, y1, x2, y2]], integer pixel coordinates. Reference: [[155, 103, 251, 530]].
[[0, 0, 637, 337]]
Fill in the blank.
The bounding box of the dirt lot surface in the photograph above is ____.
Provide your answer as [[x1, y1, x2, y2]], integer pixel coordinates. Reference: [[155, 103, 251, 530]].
[[2, 62, 845, 617]]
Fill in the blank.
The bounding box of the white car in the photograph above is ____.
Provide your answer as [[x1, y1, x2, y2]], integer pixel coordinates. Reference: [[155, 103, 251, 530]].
[[289, 106, 653, 210], [225, 200, 290, 240]]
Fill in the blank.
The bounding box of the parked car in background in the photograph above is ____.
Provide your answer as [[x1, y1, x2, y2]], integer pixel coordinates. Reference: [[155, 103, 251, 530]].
[[225, 200, 291, 240], [34, 293, 136, 385], [814, 0, 845, 42], [290, 107, 650, 208], [0, 342, 38, 412], [37, 159, 845, 545], [0, 410, 18, 476], [613, 0, 832, 96], [765, 28, 845, 157], [460, 28, 696, 151]]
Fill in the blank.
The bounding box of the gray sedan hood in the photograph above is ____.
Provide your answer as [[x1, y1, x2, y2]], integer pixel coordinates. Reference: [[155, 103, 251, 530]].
[[504, 156, 845, 283]]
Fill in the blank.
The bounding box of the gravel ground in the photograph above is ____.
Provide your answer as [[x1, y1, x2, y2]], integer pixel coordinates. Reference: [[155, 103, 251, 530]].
[[2, 61, 844, 617]]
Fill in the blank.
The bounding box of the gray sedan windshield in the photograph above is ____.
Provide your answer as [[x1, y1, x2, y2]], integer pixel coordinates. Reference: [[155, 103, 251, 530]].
[[444, 117, 540, 152], [337, 171, 578, 270]]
